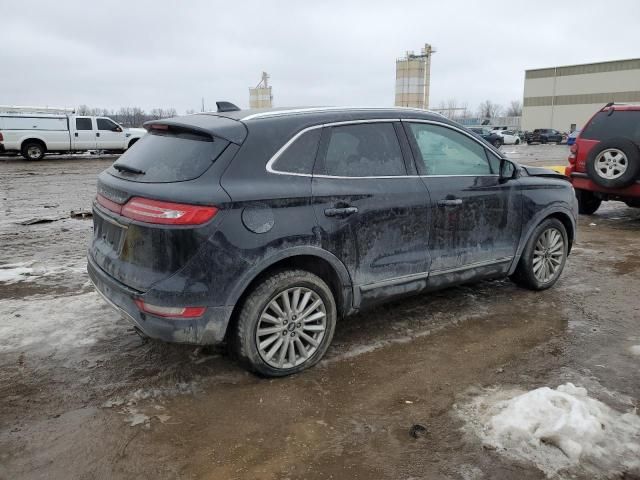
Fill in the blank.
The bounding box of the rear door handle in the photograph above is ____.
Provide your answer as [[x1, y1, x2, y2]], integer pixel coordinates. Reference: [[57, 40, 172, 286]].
[[74, 132, 78, 137], [437, 199, 463, 207], [324, 206, 358, 217], [96, 132, 100, 137]]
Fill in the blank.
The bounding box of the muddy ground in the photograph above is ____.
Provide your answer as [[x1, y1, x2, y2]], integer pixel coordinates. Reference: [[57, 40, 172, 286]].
[[1, 145, 639, 479]]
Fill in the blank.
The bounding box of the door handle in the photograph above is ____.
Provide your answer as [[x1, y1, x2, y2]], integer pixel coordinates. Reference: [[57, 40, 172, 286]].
[[74, 132, 78, 137], [96, 132, 100, 137], [324, 206, 358, 217], [437, 199, 463, 207]]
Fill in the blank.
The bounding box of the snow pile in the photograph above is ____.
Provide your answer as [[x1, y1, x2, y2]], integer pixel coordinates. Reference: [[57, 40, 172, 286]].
[[0, 261, 84, 284], [459, 383, 640, 477]]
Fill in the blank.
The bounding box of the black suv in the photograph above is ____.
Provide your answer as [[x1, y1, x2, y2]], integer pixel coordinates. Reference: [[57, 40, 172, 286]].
[[88, 107, 577, 376], [526, 128, 564, 144]]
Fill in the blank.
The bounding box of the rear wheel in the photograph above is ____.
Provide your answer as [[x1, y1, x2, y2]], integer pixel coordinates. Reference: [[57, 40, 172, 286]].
[[232, 269, 337, 377], [493, 138, 503, 148], [515, 139, 520, 145], [21, 141, 46, 160], [576, 189, 602, 215], [511, 218, 568, 291]]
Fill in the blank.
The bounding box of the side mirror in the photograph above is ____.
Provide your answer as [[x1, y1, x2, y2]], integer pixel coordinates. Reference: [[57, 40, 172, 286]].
[[113, 126, 123, 132], [499, 159, 517, 181]]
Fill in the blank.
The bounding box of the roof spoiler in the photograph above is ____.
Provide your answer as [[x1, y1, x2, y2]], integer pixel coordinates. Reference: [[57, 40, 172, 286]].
[[216, 101, 241, 113]]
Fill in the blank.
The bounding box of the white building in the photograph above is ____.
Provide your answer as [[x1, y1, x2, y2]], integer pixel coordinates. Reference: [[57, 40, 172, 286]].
[[522, 58, 640, 132]]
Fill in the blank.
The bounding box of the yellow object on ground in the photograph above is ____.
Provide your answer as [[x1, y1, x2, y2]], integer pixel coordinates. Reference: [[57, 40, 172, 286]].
[[545, 166, 568, 175]]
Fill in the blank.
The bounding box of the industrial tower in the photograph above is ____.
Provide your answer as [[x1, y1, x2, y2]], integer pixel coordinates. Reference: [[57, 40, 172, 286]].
[[249, 72, 273, 108], [394, 44, 435, 110]]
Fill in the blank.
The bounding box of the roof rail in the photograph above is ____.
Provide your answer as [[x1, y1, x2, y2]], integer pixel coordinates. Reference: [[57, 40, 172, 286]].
[[0, 105, 76, 114], [240, 106, 445, 121]]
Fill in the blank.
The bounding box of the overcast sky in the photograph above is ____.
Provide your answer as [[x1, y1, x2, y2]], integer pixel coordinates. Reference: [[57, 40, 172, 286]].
[[2, 0, 639, 114]]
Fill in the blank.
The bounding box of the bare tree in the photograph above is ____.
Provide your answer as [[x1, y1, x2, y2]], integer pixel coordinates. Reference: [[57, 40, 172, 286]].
[[506, 100, 522, 117], [477, 100, 503, 119]]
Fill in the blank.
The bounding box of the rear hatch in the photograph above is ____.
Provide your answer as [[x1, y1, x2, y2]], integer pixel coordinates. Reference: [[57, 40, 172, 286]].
[[89, 115, 246, 292]]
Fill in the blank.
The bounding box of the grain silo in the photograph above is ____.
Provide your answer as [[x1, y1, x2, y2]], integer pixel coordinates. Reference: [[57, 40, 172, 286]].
[[395, 44, 435, 109], [249, 72, 273, 108]]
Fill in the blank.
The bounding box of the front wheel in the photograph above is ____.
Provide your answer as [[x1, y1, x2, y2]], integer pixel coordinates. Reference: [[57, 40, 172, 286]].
[[493, 139, 503, 148], [511, 218, 568, 290], [232, 269, 337, 377], [515, 139, 520, 145]]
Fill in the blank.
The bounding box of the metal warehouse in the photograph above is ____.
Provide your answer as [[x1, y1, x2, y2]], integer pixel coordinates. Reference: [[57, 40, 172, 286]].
[[521, 58, 640, 132]]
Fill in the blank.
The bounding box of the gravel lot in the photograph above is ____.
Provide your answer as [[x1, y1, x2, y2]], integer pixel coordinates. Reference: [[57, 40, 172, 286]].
[[1, 145, 639, 479]]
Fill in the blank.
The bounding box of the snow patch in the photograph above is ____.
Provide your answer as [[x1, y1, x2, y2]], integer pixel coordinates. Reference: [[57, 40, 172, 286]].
[[629, 345, 640, 356], [458, 383, 640, 478], [0, 261, 84, 284], [0, 291, 124, 354]]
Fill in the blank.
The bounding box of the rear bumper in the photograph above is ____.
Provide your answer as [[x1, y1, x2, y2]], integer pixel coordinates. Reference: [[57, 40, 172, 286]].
[[568, 171, 640, 198], [87, 254, 233, 345]]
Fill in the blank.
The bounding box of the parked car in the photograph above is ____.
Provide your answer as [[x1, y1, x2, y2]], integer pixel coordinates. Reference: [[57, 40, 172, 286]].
[[492, 129, 521, 145], [88, 106, 578, 376], [469, 127, 503, 147], [565, 103, 640, 214], [526, 128, 564, 144], [0, 106, 145, 160], [566, 130, 580, 146]]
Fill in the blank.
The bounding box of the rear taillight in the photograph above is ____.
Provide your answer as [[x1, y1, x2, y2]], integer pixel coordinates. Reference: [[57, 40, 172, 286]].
[[0, 132, 4, 141], [134, 299, 206, 318], [96, 195, 218, 225], [568, 144, 578, 165]]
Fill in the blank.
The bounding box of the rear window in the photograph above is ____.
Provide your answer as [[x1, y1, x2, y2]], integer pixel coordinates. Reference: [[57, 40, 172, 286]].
[[109, 129, 229, 183], [581, 111, 640, 142]]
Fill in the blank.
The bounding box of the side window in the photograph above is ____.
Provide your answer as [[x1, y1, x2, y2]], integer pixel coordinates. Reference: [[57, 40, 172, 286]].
[[75, 118, 93, 130], [408, 123, 492, 176], [324, 123, 406, 177], [97, 118, 118, 131], [272, 128, 321, 174]]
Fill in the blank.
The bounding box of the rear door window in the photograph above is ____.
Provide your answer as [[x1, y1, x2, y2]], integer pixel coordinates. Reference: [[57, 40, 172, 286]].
[[323, 123, 406, 177], [109, 128, 229, 183], [581, 111, 640, 142], [76, 118, 93, 130]]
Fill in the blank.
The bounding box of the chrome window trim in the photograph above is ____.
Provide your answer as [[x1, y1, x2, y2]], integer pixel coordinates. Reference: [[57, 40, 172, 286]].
[[265, 118, 502, 179]]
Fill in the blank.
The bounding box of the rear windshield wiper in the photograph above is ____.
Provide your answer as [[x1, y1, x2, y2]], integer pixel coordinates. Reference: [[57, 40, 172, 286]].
[[113, 164, 145, 175]]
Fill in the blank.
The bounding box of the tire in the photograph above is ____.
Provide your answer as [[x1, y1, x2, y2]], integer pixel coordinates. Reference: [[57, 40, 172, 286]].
[[493, 139, 503, 148], [21, 141, 46, 160], [511, 218, 568, 291], [541, 137, 548, 144], [586, 138, 640, 189], [231, 269, 337, 377], [575, 189, 602, 215], [527, 141, 532, 145], [515, 139, 520, 145]]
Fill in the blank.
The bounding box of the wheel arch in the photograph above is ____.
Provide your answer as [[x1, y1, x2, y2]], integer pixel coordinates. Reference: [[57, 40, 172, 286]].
[[508, 206, 576, 275], [224, 248, 354, 340], [20, 137, 47, 150], [127, 137, 139, 149]]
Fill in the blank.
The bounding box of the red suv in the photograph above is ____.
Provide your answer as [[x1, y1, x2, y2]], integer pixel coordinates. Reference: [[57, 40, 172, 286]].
[[566, 103, 640, 214]]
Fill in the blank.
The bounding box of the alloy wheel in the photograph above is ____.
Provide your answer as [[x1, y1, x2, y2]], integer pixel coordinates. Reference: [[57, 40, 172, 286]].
[[256, 287, 327, 369], [595, 149, 628, 179], [532, 227, 564, 283]]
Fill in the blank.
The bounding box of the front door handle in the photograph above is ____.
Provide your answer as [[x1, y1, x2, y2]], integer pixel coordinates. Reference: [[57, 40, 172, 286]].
[[74, 132, 78, 137], [324, 206, 358, 217], [437, 199, 463, 207], [96, 132, 100, 137]]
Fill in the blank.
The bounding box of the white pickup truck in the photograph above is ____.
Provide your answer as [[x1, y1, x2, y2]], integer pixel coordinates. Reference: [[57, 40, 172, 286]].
[[0, 106, 146, 160]]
